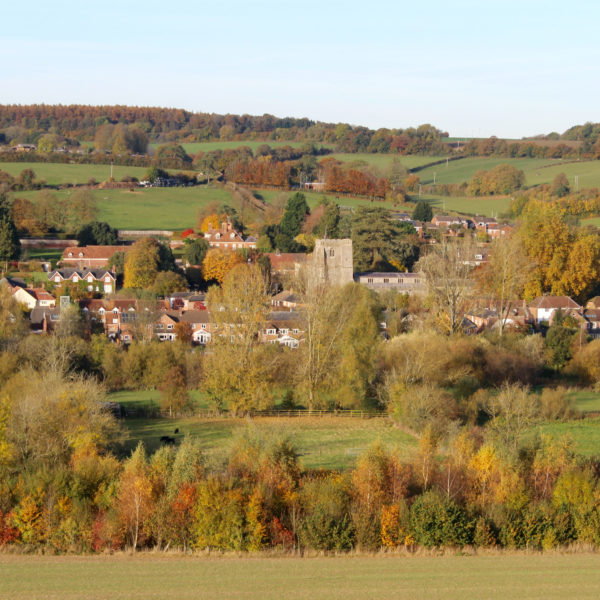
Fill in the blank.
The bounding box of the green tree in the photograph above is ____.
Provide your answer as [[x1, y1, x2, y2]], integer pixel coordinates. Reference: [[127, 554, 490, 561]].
[[76, 221, 119, 246], [279, 192, 309, 239], [183, 237, 209, 266], [152, 271, 188, 296], [0, 191, 20, 263], [411, 199, 433, 222]]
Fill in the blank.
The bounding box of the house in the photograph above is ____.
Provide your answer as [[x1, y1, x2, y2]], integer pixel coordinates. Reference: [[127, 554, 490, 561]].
[[267, 252, 307, 278], [473, 217, 498, 231], [487, 223, 513, 238], [30, 306, 61, 332], [586, 297, 600, 310], [260, 311, 305, 348], [528, 296, 582, 325], [0, 276, 27, 292], [354, 272, 426, 294], [61, 245, 129, 269], [271, 290, 300, 309], [155, 312, 179, 341], [431, 215, 471, 228], [203, 220, 256, 249], [49, 268, 117, 294], [12, 287, 56, 310]]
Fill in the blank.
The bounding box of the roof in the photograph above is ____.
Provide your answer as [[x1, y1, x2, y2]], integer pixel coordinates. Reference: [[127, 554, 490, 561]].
[[29, 289, 55, 302], [0, 276, 27, 290], [529, 296, 582, 310], [267, 252, 307, 271], [178, 310, 211, 324], [79, 299, 108, 311], [62, 245, 129, 260], [356, 272, 421, 279], [49, 268, 116, 279]]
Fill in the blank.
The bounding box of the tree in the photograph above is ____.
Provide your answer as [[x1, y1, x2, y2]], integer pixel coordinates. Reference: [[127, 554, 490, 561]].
[[108, 251, 125, 276], [411, 199, 433, 222], [0, 191, 20, 263], [476, 236, 533, 335], [65, 190, 98, 230], [152, 271, 188, 296], [279, 193, 309, 239], [352, 206, 415, 272], [203, 264, 277, 414], [76, 221, 119, 246], [124, 238, 161, 289], [183, 237, 209, 266], [415, 238, 475, 334], [551, 172, 570, 197], [201, 248, 244, 284], [159, 365, 189, 416]]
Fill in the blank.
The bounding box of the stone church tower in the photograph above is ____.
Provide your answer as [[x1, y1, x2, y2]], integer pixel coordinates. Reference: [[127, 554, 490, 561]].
[[310, 239, 354, 286]]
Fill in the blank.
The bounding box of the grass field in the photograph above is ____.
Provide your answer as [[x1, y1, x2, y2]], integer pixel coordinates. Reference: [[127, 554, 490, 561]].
[[416, 156, 600, 190], [330, 153, 447, 172], [0, 161, 151, 186], [2, 553, 600, 600], [121, 413, 415, 470], [581, 216, 600, 228], [529, 417, 600, 457], [253, 188, 398, 210], [411, 193, 511, 217], [150, 141, 323, 154], [19, 185, 234, 230], [570, 390, 600, 413]]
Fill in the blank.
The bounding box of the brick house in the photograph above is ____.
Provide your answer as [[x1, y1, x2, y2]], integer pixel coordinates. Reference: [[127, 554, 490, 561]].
[[61, 245, 129, 269]]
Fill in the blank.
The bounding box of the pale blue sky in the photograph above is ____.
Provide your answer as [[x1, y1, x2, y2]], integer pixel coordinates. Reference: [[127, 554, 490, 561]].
[[2, 1, 599, 138]]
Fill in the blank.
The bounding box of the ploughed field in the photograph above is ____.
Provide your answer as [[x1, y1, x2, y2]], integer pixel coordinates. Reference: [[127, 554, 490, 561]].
[[2, 553, 600, 600]]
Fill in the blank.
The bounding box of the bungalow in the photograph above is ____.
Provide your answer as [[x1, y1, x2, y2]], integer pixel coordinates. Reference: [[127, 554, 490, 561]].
[[61, 245, 129, 269], [528, 296, 582, 325], [49, 268, 117, 294], [203, 220, 256, 249]]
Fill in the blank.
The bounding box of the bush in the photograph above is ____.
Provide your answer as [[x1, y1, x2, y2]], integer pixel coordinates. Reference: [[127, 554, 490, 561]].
[[409, 491, 473, 547]]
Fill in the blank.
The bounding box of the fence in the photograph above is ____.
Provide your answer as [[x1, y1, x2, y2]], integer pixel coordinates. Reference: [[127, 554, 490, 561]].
[[120, 406, 383, 420]]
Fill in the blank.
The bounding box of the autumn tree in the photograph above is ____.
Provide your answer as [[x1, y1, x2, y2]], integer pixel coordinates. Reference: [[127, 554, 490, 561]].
[[416, 237, 476, 334], [204, 263, 277, 413], [551, 172, 570, 197], [124, 238, 176, 289], [152, 271, 188, 296], [201, 248, 244, 283], [159, 365, 189, 416], [476, 236, 533, 335]]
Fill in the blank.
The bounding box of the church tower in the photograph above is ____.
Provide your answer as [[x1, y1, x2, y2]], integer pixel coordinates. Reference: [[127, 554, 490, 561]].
[[310, 239, 354, 286]]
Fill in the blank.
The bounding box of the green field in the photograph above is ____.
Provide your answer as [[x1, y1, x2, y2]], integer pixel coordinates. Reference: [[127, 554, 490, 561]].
[[330, 153, 447, 172], [2, 554, 600, 600], [121, 412, 415, 470], [414, 193, 511, 217], [581, 216, 600, 228], [0, 161, 151, 186], [571, 390, 600, 413], [416, 156, 600, 190], [19, 185, 234, 230], [150, 141, 321, 154], [529, 417, 600, 457]]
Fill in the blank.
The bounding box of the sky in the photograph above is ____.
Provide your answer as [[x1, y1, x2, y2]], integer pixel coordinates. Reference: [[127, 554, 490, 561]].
[[2, 0, 600, 138]]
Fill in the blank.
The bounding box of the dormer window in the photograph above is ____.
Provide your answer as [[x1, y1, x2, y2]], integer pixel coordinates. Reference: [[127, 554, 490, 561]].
[[230, 233, 235, 239], [215, 233, 220, 239], [78, 252, 83, 257], [68, 252, 73, 257]]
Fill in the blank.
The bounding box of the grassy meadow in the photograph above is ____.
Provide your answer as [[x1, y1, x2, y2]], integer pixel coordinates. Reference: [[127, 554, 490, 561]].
[[150, 140, 322, 154], [2, 553, 600, 600], [0, 161, 151, 186], [19, 185, 233, 230], [330, 153, 447, 172], [121, 413, 415, 470], [414, 193, 512, 217]]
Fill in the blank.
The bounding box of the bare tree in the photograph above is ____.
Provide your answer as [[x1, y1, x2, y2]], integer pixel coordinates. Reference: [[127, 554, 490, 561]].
[[416, 237, 476, 334]]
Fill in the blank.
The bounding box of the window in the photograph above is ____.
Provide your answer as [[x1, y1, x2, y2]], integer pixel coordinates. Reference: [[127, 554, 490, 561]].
[[280, 328, 289, 335], [230, 233, 235, 239], [68, 252, 73, 257], [266, 328, 276, 335], [329, 249, 335, 257], [292, 328, 299, 334], [167, 324, 174, 330], [383, 278, 389, 283], [367, 278, 374, 283], [201, 323, 207, 329], [156, 323, 164, 329]]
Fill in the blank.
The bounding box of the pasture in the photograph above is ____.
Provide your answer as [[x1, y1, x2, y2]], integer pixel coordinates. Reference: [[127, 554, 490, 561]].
[[18, 185, 234, 230], [416, 156, 600, 190], [330, 153, 447, 172], [2, 553, 600, 600], [0, 161, 150, 186], [121, 413, 415, 470], [415, 193, 512, 217]]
